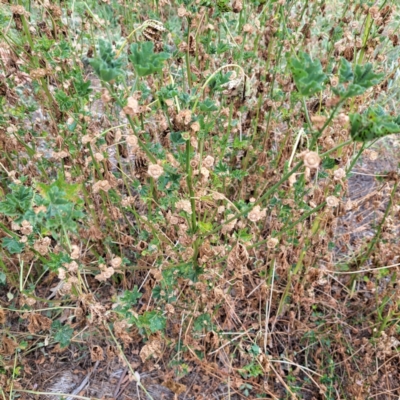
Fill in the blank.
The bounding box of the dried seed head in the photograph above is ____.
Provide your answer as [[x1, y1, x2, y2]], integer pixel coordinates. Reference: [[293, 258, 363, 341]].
[[33, 237, 51, 256], [243, 23, 254, 34], [311, 115, 327, 130], [20, 220, 33, 235], [337, 113, 349, 126], [302, 151, 321, 169], [94, 152, 104, 162], [267, 237, 279, 249], [66, 261, 79, 273], [190, 121, 200, 132], [248, 205, 266, 222], [111, 256, 122, 269], [330, 76, 339, 87], [101, 90, 112, 103], [202, 155, 215, 169], [30, 68, 47, 80], [58, 268, 66, 280], [176, 199, 192, 214], [126, 134, 139, 150], [177, 6, 188, 17], [232, 0, 243, 13], [92, 180, 112, 193], [70, 245, 80, 259], [148, 163, 164, 179], [326, 196, 339, 207], [333, 168, 346, 180], [369, 6, 380, 20], [10, 5, 29, 16]]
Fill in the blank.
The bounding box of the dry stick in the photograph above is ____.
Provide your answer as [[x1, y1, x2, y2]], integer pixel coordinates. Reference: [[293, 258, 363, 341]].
[[105, 322, 154, 400], [113, 367, 128, 399], [66, 360, 100, 400], [324, 262, 400, 274], [355, 181, 398, 268], [15, 391, 101, 400], [264, 258, 276, 354]]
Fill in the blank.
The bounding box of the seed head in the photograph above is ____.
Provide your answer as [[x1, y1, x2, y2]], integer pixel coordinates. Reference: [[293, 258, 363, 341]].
[[326, 196, 339, 207], [267, 237, 279, 249], [148, 164, 164, 180], [302, 151, 321, 169]]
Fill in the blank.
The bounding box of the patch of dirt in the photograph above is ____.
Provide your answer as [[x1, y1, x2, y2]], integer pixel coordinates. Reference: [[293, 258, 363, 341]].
[[334, 136, 400, 262]]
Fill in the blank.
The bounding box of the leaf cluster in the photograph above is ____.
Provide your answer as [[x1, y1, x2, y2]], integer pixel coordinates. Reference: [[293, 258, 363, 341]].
[[129, 41, 170, 77], [89, 39, 124, 82]]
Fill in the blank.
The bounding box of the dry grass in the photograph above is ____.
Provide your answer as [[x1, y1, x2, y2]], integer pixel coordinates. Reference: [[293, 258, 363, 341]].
[[1, 1, 400, 399]]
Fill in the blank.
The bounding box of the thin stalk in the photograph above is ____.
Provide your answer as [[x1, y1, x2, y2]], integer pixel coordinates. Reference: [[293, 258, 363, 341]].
[[186, 141, 197, 233]]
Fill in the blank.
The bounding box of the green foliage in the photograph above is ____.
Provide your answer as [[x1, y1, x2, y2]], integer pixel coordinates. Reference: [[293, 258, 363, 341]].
[[39, 185, 85, 237], [157, 84, 179, 104], [193, 313, 212, 331], [2, 237, 24, 254], [129, 41, 170, 77], [72, 73, 92, 98], [288, 52, 327, 96], [115, 286, 142, 316], [334, 58, 384, 99], [131, 310, 166, 335], [199, 98, 218, 112], [52, 320, 74, 349], [350, 106, 400, 142], [55, 89, 75, 112], [216, 0, 232, 12], [0, 185, 34, 218], [169, 131, 185, 145], [207, 71, 232, 93], [45, 252, 71, 272], [89, 39, 124, 82], [240, 362, 263, 378]]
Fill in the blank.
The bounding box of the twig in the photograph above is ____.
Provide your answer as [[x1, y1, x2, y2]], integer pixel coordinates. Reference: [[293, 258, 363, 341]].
[[66, 361, 100, 400], [113, 367, 128, 399]]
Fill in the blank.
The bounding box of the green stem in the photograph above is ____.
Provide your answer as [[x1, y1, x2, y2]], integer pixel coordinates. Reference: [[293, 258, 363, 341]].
[[309, 100, 344, 149], [186, 141, 197, 233]]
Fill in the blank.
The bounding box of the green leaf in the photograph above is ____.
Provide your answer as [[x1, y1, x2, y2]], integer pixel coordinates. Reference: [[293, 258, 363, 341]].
[[52, 321, 74, 348], [129, 41, 170, 77], [46, 253, 71, 272], [121, 286, 142, 307], [170, 131, 186, 145], [193, 313, 212, 331], [137, 311, 166, 333], [54, 90, 75, 112], [72, 73, 92, 98], [37, 176, 83, 205], [354, 63, 384, 89], [198, 221, 213, 233], [333, 62, 384, 99], [207, 71, 232, 93], [0, 185, 34, 217], [338, 58, 353, 83], [0, 271, 7, 285], [89, 39, 124, 82], [199, 98, 218, 112], [2, 237, 25, 254], [288, 52, 327, 97], [216, 0, 232, 12], [322, 157, 338, 170], [350, 106, 400, 142]]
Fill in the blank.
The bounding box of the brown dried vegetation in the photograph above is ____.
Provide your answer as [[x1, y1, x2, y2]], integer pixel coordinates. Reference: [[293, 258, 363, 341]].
[[1, 1, 400, 400]]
